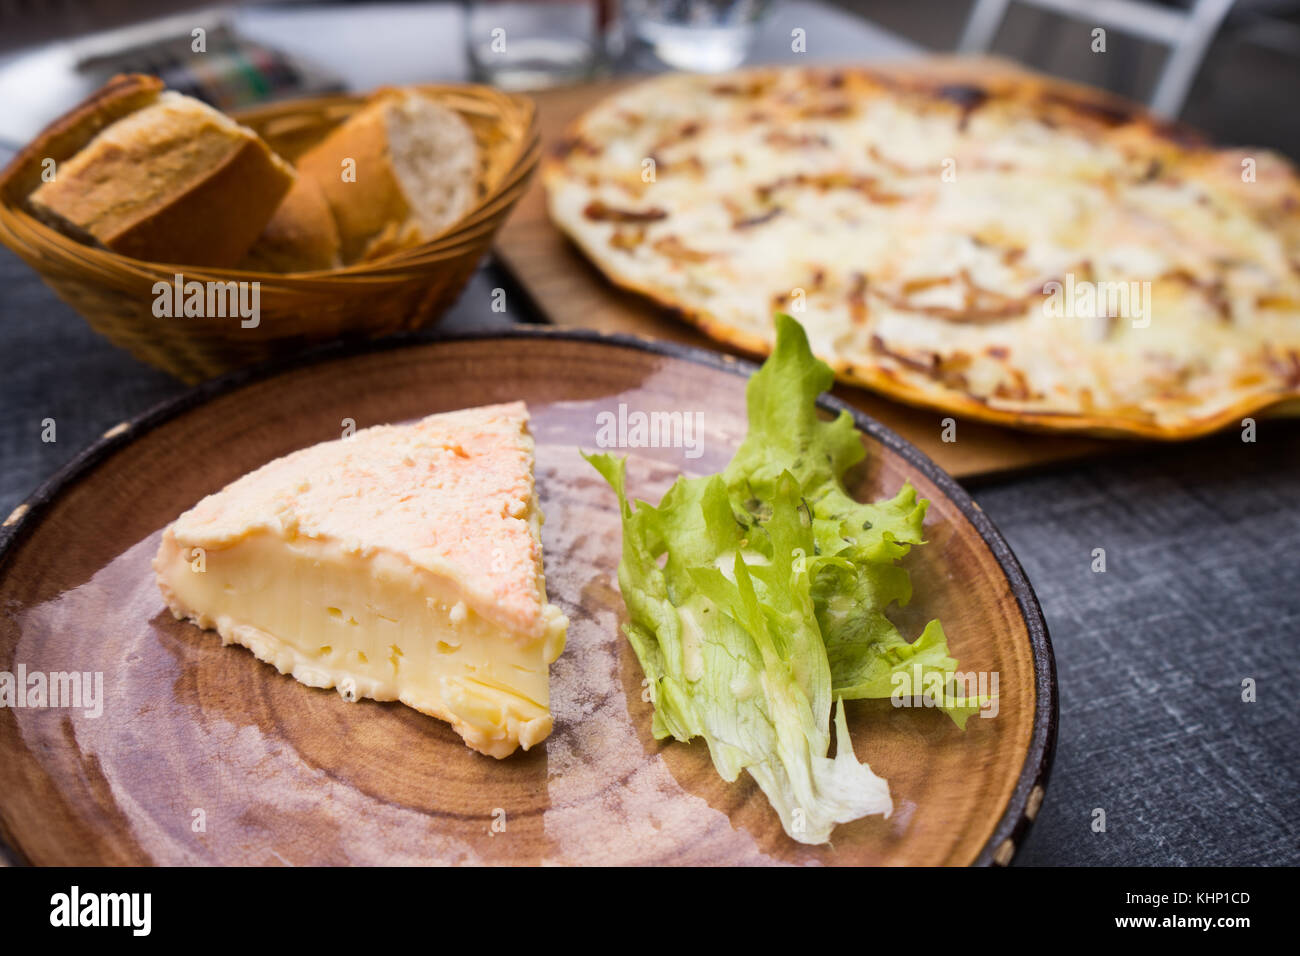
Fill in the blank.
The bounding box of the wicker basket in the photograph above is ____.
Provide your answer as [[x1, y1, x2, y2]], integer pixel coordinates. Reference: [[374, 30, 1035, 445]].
[[0, 85, 539, 383]]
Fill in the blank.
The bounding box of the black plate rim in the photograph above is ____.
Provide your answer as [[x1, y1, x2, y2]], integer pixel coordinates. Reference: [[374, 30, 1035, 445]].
[[0, 326, 1058, 867]]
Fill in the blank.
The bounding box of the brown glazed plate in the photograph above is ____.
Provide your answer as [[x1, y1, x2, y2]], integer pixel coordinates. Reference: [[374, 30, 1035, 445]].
[[0, 329, 1056, 866]]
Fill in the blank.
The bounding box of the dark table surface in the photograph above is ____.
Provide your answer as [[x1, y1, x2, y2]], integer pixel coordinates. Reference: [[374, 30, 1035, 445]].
[[2, 6, 1298, 865]]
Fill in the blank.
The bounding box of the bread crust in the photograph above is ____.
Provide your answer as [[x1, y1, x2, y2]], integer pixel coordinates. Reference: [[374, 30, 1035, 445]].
[[293, 88, 478, 264], [21, 84, 294, 267], [296, 91, 413, 263], [238, 174, 342, 272], [0, 74, 164, 203]]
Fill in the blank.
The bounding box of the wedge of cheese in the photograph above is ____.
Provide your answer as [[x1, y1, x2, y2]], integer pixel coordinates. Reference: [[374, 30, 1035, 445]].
[[153, 402, 567, 758]]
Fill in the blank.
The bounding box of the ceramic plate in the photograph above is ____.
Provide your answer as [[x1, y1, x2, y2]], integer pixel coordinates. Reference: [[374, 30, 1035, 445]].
[[0, 330, 1056, 865]]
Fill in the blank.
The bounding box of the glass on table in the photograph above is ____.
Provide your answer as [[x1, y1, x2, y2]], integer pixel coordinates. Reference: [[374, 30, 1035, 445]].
[[623, 0, 771, 72], [464, 0, 611, 89]]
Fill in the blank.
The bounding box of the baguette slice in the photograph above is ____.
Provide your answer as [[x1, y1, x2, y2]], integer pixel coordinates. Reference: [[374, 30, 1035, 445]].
[[27, 90, 294, 267], [295, 89, 478, 263], [238, 174, 342, 273], [0, 73, 164, 204]]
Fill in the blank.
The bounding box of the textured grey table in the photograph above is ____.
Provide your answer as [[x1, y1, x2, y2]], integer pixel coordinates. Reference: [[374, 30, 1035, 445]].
[[2, 3, 1298, 867]]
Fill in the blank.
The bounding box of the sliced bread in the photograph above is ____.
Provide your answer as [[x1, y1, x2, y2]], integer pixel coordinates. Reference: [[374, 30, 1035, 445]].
[[295, 89, 478, 263], [238, 174, 341, 273], [27, 89, 294, 267], [1, 74, 165, 204]]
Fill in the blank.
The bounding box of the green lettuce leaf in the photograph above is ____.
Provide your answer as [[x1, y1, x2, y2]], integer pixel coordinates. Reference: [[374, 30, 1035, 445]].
[[585, 314, 985, 843], [584, 455, 891, 843]]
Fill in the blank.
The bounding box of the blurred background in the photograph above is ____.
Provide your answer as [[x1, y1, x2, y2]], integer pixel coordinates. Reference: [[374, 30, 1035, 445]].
[[2, 0, 1298, 158]]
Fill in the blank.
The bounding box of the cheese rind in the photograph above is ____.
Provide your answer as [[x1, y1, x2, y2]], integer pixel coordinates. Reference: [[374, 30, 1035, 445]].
[[153, 402, 567, 758]]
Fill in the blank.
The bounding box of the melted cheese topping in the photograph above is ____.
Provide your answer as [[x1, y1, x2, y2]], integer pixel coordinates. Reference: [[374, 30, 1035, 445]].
[[545, 67, 1300, 433]]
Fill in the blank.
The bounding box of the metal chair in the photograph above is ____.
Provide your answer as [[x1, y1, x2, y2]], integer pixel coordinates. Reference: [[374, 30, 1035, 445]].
[[957, 0, 1237, 116]]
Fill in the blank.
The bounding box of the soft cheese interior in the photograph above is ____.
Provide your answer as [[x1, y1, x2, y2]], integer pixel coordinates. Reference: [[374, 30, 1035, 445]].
[[153, 402, 567, 759]]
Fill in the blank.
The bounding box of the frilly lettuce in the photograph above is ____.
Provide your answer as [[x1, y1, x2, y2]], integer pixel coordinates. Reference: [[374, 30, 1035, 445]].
[[585, 314, 982, 845]]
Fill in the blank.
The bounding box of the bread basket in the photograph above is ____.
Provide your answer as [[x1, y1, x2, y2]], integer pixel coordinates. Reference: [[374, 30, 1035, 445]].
[[0, 84, 539, 383]]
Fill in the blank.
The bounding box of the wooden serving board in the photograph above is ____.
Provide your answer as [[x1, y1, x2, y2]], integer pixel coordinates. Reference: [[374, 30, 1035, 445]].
[[493, 64, 1121, 480]]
